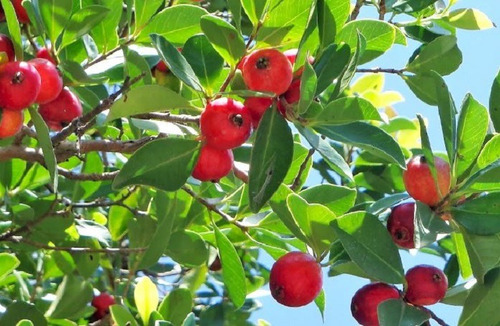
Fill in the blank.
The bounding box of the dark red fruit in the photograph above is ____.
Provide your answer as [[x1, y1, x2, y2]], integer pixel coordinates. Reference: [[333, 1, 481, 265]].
[[404, 265, 448, 306], [244, 97, 273, 128], [269, 252, 322, 307], [403, 155, 451, 206], [209, 255, 222, 271], [155, 60, 168, 72], [283, 78, 301, 105], [36, 47, 57, 65], [242, 48, 293, 95], [200, 97, 252, 150], [91, 293, 115, 320], [192, 145, 233, 182], [38, 88, 83, 130], [0, 108, 23, 138], [0, 34, 15, 62], [351, 282, 400, 326], [29, 58, 63, 104], [11, 0, 30, 23], [0, 61, 41, 111], [387, 202, 415, 249]]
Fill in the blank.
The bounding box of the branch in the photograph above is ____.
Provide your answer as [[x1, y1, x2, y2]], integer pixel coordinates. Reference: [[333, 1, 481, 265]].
[[58, 168, 119, 181], [379, 0, 386, 20], [83, 39, 134, 69], [233, 164, 249, 183], [356, 67, 405, 74], [351, 0, 364, 20], [133, 112, 200, 125]]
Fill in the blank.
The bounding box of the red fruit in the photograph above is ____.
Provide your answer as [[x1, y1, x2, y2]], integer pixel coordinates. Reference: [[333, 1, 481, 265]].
[[155, 60, 168, 73], [351, 282, 400, 326], [403, 155, 451, 206], [91, 293, 115, 319], [29, 58, 63, 104], [0, 108, 23, 138], [11, 0, 30, 23], [38, 88, 83, 131], [269, 252, 322, 307], [200, 97, 252, 150], [36, 47, 57, 65], [192, 145, 233, 182], [244, 97, 273, 128], [283, 78, 301, 105], [0, 34, 15, 62], [0, 61, 41, 111], [236, 55, 248, 70], [404, 265, 448, 306], [209, 255, 222, 271], [386, 202, 415, 249], [242, 48, 293, 95]]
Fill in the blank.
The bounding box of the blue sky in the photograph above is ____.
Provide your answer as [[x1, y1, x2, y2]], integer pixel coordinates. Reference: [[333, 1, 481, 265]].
[[252, 1, 500, 325]]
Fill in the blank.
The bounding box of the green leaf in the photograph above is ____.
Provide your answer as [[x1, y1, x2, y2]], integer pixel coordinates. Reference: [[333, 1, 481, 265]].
[[489, 69, 500, 132], [445, 8, 495, 30], [72, 152, 103, 201], [297, 126, 353, 182], [123, 46, 153, 85], [392, 0, 438, 13], [476, 134, 500, 169], [454, 94, 489, 180], [134, 276, 159, 325], [59, 6, 110, 50], [459, 268, 500, 326], [452, 193, 500, 236], [406, 35, 463, 76], [214, 225, 247, 308], [300, 184, 356, 216], [46, 274, 93, 319], [0, 0, 23, 60], [15, 320, 33, 326], [249, 108, 294, 212], [182, 35, 224, 92], [310, 96, 382, 126], [378, 298, 430, 326], [452, 232, 473, 279], [38, 0, 73, 47], [200, 15, 246, 67], [90, 0, 121, 53], [0, 253, 19, 280], [134, 0, 163, 34], [402, 74, 438, 105], [317, 0, 350, 48], [315, 122, 406, 167], [106, 85, 191, 122], [459, 160, 500, 193], [166, 230, 208, 267], [337, 19, 396, 64], [241, 0, 267, 26], [137, 5, 208, 44], [416, 114, 442, 194], [182, 313, 196, 326], [28, 108, 58, 192], [297, 61, 317, 114], [59, 60, 108, 86], [313, 43, 351, 95], [150, 34, 203, 92], [414, 202, 452, 248], [113, 138, 200, 191], [110, 305, 139, 326], [0, 302, 47, 326], [158, 288, 193, 326], [314, 289, 326, 321], [331, 211, 405, 284], [462, 231, 500, 282], [287, 194, 337, 255]]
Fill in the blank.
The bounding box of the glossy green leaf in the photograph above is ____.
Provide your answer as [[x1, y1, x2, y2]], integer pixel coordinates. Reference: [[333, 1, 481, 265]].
[[0, 302, 47, 326], [134, 0, 163, 34], [406, 35, 463, 76], [297, 61, 317, 114], [403, 25, 443, 44], [297, 126, 353, 182], [317, 0, 350, 48], [72, 152, 103, 201], [378, 299, 430, 325], [158, 288, 193, 326], [150, 34, 203, 92], [134, 276, 159, 325], [489, 69, 500, 132], [137, 5, 208, 44], [301, 184, 356, 216], [314, 43, 351, 95], [28, 108, 58, 192], [106, 85, 191, 122], [459, 160, 500, 193], [452, 193, 500, 236], [249, 108, 294, 212], [73, 239, 100, 278], [182, 313, 196, 326], [123, 46, 153, 85], [416, 114, 442, 194], [414, 202, 452, 248], [108, 190, 141, 240], [166, 230, 208, 267], [462, 231, 500, 282], [182, 35, 224, 92], [113, 138, 200, 191], [331, 211, 405, 284], [446, 8, 495, 30], [46, 274, 93, 319], [214, 225, 247, 308], [0, 253, 20, 280], [392, 0, 438, 13], [38, 0, 73, 46], [241, 0, 267, 25], [90, 0, 121, 52], [60, 6, 110, 50], [315, 122, 406, 167], [315, 289, 326, 321], [310, 96, 382, 126], [442, 281, 474, 306], [476, 135, 500, 169], [402, 74, 438, 105], [453, 232, 473, 279], [337, 20, 395, 64], [59, 60, 108, 86], [0, 0, 22, 60], [459, 268, 500, 326], [455, 94, 489, 180], [200, 15, 246, 67], [110, 305, 139, 326], [15, 320, 33, 326]]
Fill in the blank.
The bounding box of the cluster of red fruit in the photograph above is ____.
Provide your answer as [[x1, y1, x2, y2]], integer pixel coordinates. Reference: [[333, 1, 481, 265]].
[[0, 0, 29, 24], [351, 265, 448, 326], [0, 34, 82, 138], [91, 292, 115, 321], [191, 48, 311, 182]]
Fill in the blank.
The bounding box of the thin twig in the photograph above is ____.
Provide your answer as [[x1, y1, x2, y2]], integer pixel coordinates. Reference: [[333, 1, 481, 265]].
[[356, 67, 405, 74], [233, 164, 249, 183], [83, 39, 134, 69], [291, 148, 315, 191], [379, 0, 386, 20], [351, 0, 364, 20], [57, 169, 119, 181], [11, 237, 146, 254], [133, 112, 200, 125]]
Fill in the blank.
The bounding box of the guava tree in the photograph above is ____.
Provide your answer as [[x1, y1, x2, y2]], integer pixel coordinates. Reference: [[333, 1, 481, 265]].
[[0, 0, 499, 325]]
